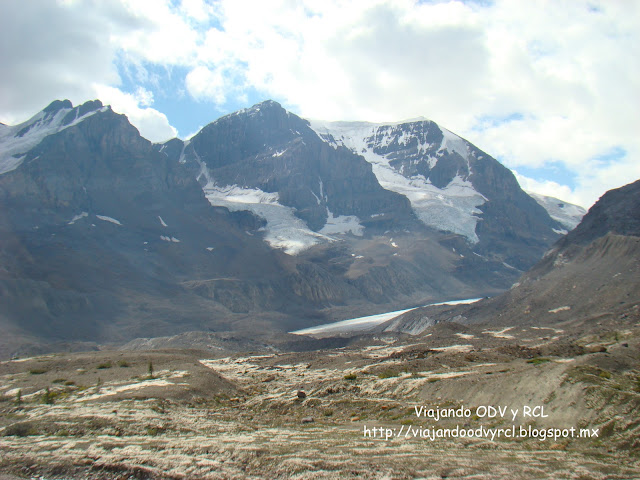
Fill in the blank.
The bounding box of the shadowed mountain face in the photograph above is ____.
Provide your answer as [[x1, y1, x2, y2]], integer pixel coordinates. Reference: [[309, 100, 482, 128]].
[[384, 179, 640, 334], [0, 99, 573, 358]]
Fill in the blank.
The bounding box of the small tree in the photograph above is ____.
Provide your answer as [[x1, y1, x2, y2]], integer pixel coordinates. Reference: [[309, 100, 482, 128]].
[[15, 389, 22, 405], [148, 361, 154, 379]]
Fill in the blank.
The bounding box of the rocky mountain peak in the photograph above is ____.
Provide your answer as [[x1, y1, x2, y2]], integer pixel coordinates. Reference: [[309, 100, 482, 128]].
[[556, 179, 640, 251], [0, 99, 111, 176], [43, 99, 73, 113]]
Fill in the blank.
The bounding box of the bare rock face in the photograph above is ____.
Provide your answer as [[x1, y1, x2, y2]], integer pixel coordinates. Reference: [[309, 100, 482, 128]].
[[181, 100, 416, 231], [0, 99, 575, 358], [385, 179, 640, 334]]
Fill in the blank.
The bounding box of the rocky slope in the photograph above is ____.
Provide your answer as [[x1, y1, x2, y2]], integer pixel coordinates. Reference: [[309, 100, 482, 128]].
[[1, 309, 638, 479], [0, 99, 572, 358], [384, 179, 640, 334]]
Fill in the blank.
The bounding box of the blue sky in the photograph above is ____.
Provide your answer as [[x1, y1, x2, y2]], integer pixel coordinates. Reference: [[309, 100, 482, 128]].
[[0, 0, 638, 208]]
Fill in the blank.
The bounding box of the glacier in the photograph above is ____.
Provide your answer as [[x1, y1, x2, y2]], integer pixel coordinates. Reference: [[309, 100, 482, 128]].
[[309, 120, 487, 243]]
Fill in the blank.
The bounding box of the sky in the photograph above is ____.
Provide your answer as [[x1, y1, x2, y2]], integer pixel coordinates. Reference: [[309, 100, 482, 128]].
[[0, 0, 638, 209]]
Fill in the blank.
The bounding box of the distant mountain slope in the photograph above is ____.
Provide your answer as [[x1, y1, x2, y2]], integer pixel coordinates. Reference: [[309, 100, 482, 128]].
[[527, 191, 586, 232], [0, 99, 580, 358], [384, 179, 640, 334], [310, 118, 564, 270]]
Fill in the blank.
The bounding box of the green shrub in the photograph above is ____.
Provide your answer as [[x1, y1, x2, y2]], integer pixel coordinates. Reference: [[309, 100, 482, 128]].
[[42, 387, 54, 405], [344, 373, 357, 381]]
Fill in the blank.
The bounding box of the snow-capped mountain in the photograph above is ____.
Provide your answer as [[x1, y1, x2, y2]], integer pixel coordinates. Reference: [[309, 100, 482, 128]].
[[310, 119, 486, 243], [0, 99, 576, 358], [0, 100, 108, 176], [160, 101, 564, 271], [383, 179, 640, 335], [527, 191, 586, 232]]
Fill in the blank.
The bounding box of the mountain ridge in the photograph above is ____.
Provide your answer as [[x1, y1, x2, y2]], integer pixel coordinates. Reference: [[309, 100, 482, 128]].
[[383, 178, 640, 335], [0, 98, 587, 358]]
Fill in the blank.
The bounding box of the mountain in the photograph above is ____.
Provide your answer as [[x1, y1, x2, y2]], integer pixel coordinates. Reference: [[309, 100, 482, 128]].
[[527, 191, 586, 232], [0, 99, 570, 358], [383, 179, 640, 334]]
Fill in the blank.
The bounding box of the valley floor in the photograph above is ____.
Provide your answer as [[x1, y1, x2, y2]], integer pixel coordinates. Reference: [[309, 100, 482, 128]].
[[1, 313, 639, 479]]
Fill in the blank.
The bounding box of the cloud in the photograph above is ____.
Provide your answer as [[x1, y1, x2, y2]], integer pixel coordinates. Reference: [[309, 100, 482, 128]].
[[0, 0, 637, 206], [0, 1, 123, 122], [0, 0, 179, 142], [513, 172, 581, 208], [174, 0, 638, 206], [93, 85, 177, 142], [185, 66, 230, 104]]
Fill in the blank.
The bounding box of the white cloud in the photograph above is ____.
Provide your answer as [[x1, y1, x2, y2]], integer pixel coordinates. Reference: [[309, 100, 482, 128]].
[[185, 66, 230, 104], [171, 0, 638, 206], [0, 0, 638, 207], [0, 0, 179, 142], [514, 172, 581, 208], [92, 85, 177, 142]]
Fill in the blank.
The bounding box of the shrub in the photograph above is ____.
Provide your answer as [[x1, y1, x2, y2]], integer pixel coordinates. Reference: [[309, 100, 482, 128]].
[[344, 373, 357, 381], [42, 387, 54, 405]]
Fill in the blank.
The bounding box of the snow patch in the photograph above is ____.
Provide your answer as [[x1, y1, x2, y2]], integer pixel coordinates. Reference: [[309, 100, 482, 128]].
[[482, 327, 515, 339], [431, 345, 474, 353], [528, 191, 586, 231], [204, 183, 331, 255], [455, 333, 475, 339], [0, 104, 107, 175], [68, 212, 88, 225], [291, 297, 482, 336], [309, 120, 486, 243], [319, 209, 364, 236], [291, 307, 416, 336], [160, 235, 180, 243], [439, 126, 470, 161], [96, 215, 122, 226], [158, 216, 168, 227], [548, 306, 571, 313]]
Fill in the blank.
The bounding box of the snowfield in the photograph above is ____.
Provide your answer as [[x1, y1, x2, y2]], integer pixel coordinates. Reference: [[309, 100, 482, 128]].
[[310, 120, 487, 243]]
